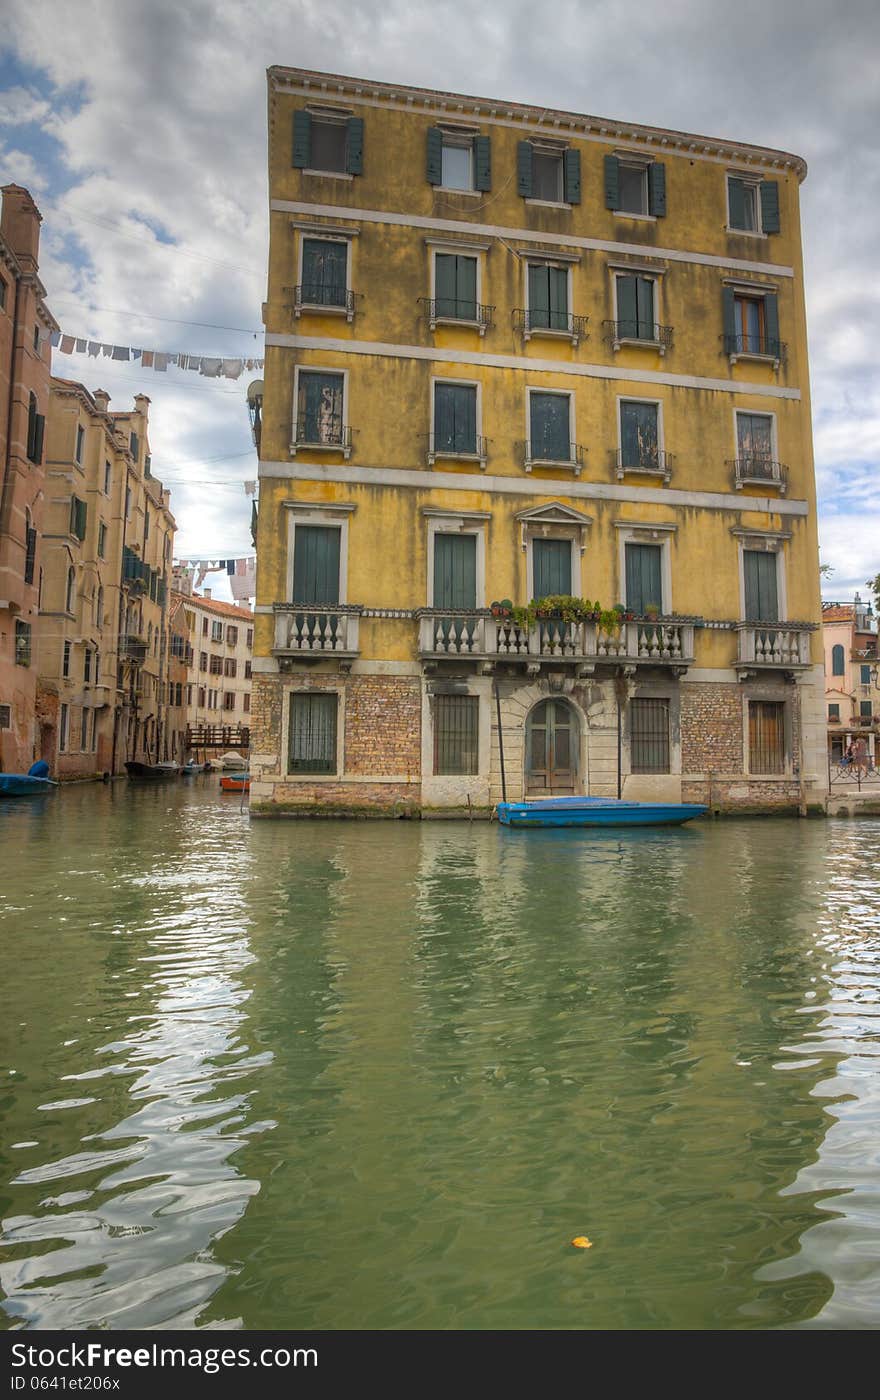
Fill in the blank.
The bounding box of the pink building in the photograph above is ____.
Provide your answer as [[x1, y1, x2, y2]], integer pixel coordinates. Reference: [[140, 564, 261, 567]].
[[822, 594, 879, 764], [0, 185, 57, 773]]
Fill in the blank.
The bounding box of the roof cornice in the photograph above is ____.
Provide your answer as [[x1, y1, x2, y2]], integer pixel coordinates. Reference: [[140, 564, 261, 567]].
[[268, 66, 808, 181]]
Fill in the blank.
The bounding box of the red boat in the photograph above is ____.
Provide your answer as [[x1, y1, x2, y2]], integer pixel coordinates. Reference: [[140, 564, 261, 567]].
[[220, 773, 250, 793]]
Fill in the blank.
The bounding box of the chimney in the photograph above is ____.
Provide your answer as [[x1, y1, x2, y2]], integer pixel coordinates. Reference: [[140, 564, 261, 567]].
[[133, 393, 151, 417], [203, 589, 212, 600], [1, 184, 42, 272], [93, 388, 111, 412]]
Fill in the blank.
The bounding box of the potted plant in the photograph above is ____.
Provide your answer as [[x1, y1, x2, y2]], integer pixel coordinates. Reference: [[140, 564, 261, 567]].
[[644, 601, 660, 621], [599, 607, 621, 635], [490, 599, 513, 619]]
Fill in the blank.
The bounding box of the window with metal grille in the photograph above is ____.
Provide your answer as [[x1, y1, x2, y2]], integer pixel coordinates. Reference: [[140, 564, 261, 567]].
[[631, 698, 670, 773], [15, 619, 31, 666], [209, 654, 223, 675], [749, 700, 785, 773], [223, 692, 236, 711], [434, 694, 479, 775], [223, 658, 237, 677], [0, 704, 10, 729], [289, 692, 338, 774]]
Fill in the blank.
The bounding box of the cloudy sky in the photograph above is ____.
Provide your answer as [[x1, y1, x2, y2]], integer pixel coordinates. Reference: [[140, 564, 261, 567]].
[[1, 0, 877, 603]]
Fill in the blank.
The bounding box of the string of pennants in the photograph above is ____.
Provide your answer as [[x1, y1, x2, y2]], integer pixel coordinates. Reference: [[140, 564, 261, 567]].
[[175, 555, 256, 602], [49, 329, 262, 380]]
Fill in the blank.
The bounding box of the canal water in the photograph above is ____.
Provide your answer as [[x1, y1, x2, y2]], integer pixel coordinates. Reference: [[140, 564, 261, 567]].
[[1, 782, 879, 1331]]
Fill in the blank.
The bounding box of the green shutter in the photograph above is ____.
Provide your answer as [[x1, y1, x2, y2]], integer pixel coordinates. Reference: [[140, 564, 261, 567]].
[[434, 533, 477, 609], [530, 393, 569, 461], [604, 154, 620, 209], [292, 525, 340, 605], [533, 539, 571, 598], [426, 127, 443, 184], [743, 550, 778, 622], [625, 544, 662, 615], [764, 290, 780, 352], [434, 383, 453, 449], [346, 117, 364, 174], [549, 266, 568, 330], [474, 135, 491, 191], [434, 253, 457, 317], [528, 264, 550, 328], [292, 110, 311, 168], [517, 141, 533, 197], [636, 276, 655, 337], [722, 283, 737, 350], [760, 180, 780, 233], [563, 148, 581, 204], [648, 161, 666, 216], [456, 255, 477, 318], [728, 176, 746, 229], [616, 274, 637, 336], [33, 414, 45, 464]]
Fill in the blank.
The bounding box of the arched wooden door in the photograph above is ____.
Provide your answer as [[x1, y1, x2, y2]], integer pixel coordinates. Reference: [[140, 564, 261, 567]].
[[526, 699, 578, 795]]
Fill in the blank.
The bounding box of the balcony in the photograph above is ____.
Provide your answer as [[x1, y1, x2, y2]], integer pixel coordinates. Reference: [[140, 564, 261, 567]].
[[273, 604, 362, 670], [291, 284, 360, 323], [513, 309, 589, 348], [735, 622, 814, 674], [419, 297, 494, 336], [615, 448, 673, 484], [723, 333, 786, 369], [418, 611, 695, 674], [426, 433, 489, 469], [521, 440, 586, 475], [120, 634, 148, 663], [729, 456, 788, 494], [290, 416, 353, 460], [603, 320, 674, 356]]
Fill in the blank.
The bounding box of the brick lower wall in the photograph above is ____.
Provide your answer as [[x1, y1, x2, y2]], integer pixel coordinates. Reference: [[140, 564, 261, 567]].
[[681, 682, 743, 774]]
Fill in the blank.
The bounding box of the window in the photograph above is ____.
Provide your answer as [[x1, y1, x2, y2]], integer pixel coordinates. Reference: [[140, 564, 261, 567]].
[[245, 660, 252, 679], [246, 629, 253, 648], [749, 700, 785, 773], [860, 665, 872, 685], [517, 141, 580, 204], [75, 424, 85, 464], [94, 650, 100, 683], [527, 263, 568, 331], [295, 370, 345, 446], [202, 617, 208, 635], [830, 644, 845, 676], [124, 484, 131, 520], [104, 461, 112, 494], [144, 508, 150, 543], [24, 510, 36, 585], [199, 651, 207, 672], [80, 708, 88, 750], [434, 252, 477, 321], [310, 118, 347, 172], [209, 655, 223, 675], [728, 176, 779, 235], [631, 698, 671, 773], [532, 538, 572, 597], [293, 109, 363, 175], [440, 134, 474, 191], [223, 692, 236, 711], [59, 703, 69, 751], [243, 692, 250, 713], [625, 543, 663, 616], [736, 412, 774, 468], [33, 325, 40, 353], [289, 692, 338, 773], [615, 274, 656, 341], [227, 626, 238, 645], [130, 431, 139, 461], [860, 701, 873, 719], [27, 392, 45, 464], [292, 524, 341, 605], [224, 657, 237, 678], [15, 619, 31, 666], [70, 497, 87, 540], [604, 156, 666, 216], [528, 391, 571, 462], [618, 163, 648, 215], [0, 275, 6, 309], [434, 695, 479, 775], [743, 549, 779, 622], [198, 686, 206, 707], [828, 704, 840, 720], [0, 703, 10, 729], [433, 533, 477, 610], [187, 685, 193, 705], [211, 620, 223, 642], [95, 585, 103, 625], [301, 238, 348, 308], [84, 648, 92, 684], [433, 382, 477, 456], [63, 640, 71, 678], [98, 522, 107, 558], [620, 400, 660, 470], [65, 567, 76, 614]]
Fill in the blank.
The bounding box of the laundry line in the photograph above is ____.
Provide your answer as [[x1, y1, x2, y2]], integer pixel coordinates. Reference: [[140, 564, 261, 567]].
[[48, 328, 263, 380]]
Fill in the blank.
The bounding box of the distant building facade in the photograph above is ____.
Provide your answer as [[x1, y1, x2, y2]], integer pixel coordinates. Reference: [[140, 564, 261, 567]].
[[822, 595, 878, 765], [0, 185, 57, 772], [169, 579, 253, 757]]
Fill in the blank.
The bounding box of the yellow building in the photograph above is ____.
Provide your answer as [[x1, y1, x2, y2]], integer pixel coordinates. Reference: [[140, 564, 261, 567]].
[[251, 67, 826, 816], [38, 383, 176, 775]]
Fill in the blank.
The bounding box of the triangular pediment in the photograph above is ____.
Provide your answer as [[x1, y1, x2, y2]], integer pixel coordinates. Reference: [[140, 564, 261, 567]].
[[515, 503, 593, 526]]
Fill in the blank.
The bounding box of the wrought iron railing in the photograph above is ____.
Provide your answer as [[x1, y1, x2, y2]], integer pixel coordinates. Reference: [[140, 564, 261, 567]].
[[426, 433, 489, 465], [513, 309, 589, 345], [603, 319, 674, 352], [291, 416, 353, 457], [419, 297, 494, 334], [723, 332, 786, 363], [522, 440, 586, 473], [616, 448, 673, 481], [273, 604, 362, 658], [729, 457, 788, 493], [292, 285, 359, 321], [120, 634, 148, 663]]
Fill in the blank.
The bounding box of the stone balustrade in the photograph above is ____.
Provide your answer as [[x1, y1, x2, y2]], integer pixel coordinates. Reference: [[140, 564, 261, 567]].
[[735, 623, 813, 669], [273, 605, 361, 660]]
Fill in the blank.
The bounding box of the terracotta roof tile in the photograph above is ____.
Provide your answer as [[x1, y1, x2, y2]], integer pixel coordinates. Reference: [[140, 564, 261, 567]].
[[171, 589, 253, 621]]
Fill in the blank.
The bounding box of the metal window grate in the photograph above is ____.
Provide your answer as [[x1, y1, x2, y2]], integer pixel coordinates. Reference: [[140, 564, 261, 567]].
[[631, 698, 670, 773], [289, 693, 338, 774], [749, 701, 785, 773], [434, 694, 479, 775]]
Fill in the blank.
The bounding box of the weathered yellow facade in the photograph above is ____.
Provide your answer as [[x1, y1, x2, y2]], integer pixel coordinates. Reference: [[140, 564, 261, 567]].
[[252, 67, 826, 815]]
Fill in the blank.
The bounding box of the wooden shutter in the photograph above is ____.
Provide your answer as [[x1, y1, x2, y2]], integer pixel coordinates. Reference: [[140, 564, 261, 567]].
[[433, 533, 477, 609], [434, 253, 457, 316], [293, 110, 311, 168], [760, 180, 780, 233], [563, 148, 581, 204], [33, 414, 45, 464], [426, 127, 443, 184], [456, 384, 476, 452], [728, 177, 746, 228], [434, 383, 453, 449], [474, 135, 491, 191], [722, 283, 737, 350], [616, 274, 637, 335], [24, 526, 36, 585], [743, 549, 778, 621], [763, 291, 780, 352], [648, 162, 666, 216], [604, 154, 620, 209], [636, 276, 655, 336], [292, 525, 340, 605], [346, 117, 364, 174], [530, 393, 569, 460], [625, 543, 662, 614], [456, 255, 477, 317], [533, 538, 571, 597], [528, 264, 550, 328], [549, 266, 568, 329], [517, 141, 533, 197]]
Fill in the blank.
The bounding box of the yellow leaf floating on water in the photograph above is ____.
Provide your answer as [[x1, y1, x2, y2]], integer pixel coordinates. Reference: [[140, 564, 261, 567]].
[[571, 1236, 593, 1249]]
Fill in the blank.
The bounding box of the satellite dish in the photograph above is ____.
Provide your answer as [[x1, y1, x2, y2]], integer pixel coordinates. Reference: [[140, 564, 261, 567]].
[[246, 379, 264, 406]]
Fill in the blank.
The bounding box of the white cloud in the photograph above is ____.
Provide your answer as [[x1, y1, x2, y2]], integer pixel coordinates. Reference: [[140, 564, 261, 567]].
[[0, 86, 50, 125]]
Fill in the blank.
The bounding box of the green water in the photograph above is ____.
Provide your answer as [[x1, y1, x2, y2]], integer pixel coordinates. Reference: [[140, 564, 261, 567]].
[[1, 783, 878, 1330]]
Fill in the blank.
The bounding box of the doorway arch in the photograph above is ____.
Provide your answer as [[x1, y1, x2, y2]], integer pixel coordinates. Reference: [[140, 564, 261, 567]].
[[525, 698, 579, 795]]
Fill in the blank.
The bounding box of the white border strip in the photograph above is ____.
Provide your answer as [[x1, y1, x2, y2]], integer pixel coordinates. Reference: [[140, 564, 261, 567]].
[[265, 332, 801, 400], [270, 199, 795, 279], [258, 458, 810, 516]]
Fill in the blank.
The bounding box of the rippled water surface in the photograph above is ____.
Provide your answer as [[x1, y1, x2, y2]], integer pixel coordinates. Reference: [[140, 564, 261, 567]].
[[1, 782, 879, 1329]]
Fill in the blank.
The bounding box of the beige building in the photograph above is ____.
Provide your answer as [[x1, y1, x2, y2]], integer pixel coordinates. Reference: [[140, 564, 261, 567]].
[[170, 575, 253, 755], [822, 595, 878, 766], [37, 383, 176, 776]]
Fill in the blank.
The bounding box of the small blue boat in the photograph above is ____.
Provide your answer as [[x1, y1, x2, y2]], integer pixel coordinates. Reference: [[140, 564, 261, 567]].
[[0, 761, 58, 797], [497, 795, 707, 828]]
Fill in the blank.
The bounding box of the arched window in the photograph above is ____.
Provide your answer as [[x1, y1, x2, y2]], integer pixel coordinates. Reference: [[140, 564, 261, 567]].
[[832, 644, 845, 676], [65, 566, 76, 614]]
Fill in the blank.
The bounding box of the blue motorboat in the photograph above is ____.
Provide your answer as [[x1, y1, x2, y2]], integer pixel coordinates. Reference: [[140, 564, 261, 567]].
[[0, 761, 58, 797], [497, 795, 707, 828]]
